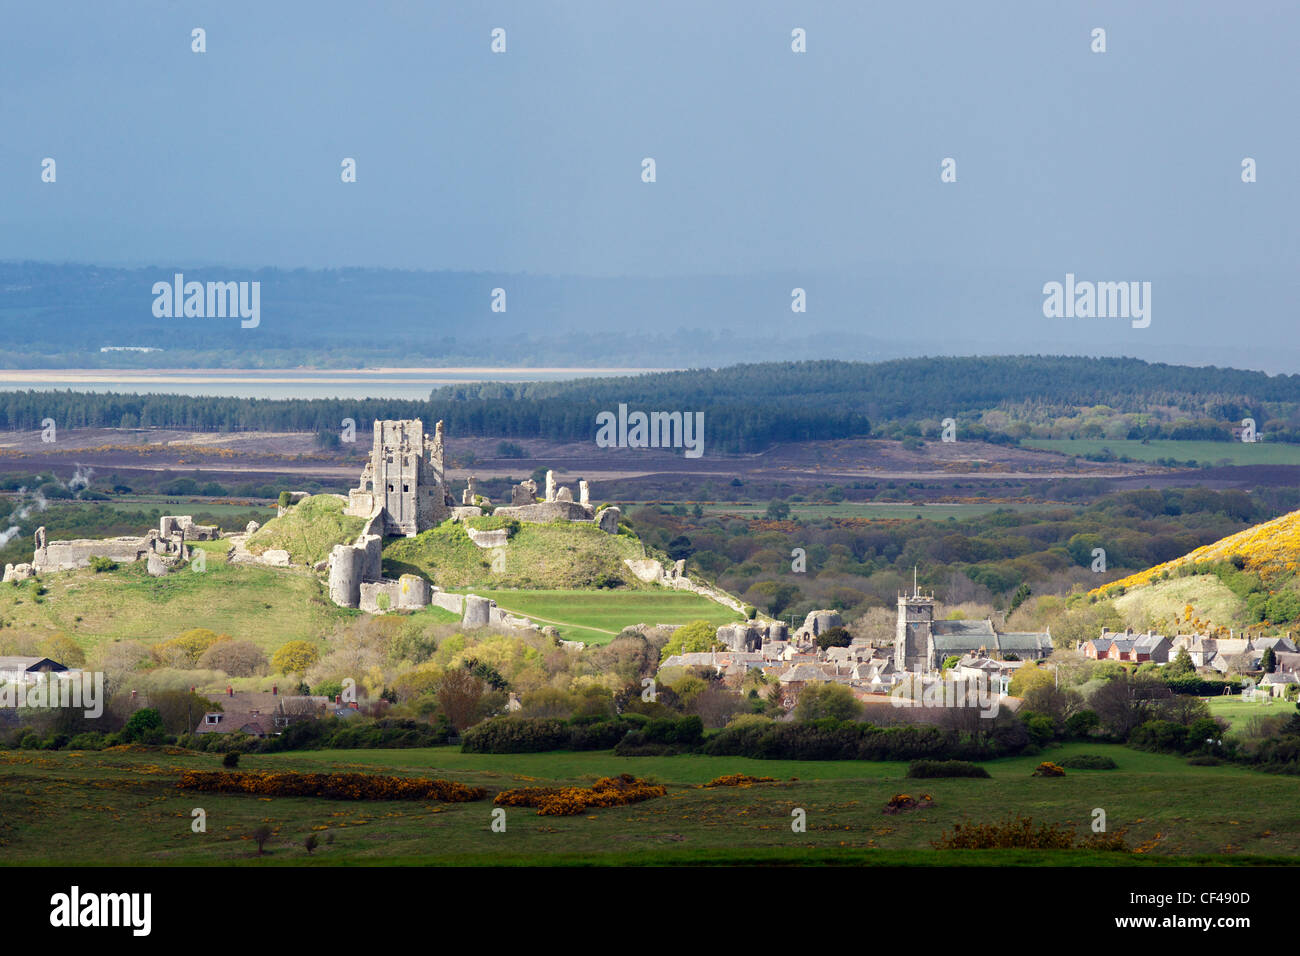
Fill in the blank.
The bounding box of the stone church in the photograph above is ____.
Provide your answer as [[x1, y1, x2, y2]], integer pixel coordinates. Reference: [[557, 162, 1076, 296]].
[[894, 585, 1052, 674]]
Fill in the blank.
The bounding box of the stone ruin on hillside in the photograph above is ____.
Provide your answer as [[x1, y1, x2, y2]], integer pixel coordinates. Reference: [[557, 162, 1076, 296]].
[[495, 470, 621, 533], [4, 515, 219, 582], [343, 418, 455, 535], [327, 419, 621, 613]]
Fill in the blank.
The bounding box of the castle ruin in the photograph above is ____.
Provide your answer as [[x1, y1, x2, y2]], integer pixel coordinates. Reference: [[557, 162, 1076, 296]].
[[344, 419, 454, 536]]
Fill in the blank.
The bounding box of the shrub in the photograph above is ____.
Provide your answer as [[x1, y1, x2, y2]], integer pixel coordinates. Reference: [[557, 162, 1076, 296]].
[[933, 814, 1128, 851], [494, 774, 665, 816], [460, 717, 570, 754], [88, 556, 117, 573], [906, 760, 991, 779], [178, 770, 486, 802], [223, 751, 241, 768], [884, 792, 934, 813], [703, 774, 775, 788], [1031, 761, 1066, 777], [1057, 754, 1117, 770], [1064, 710, 1100, 738], [1128, 719, 1190, 754], [122, 708, 165, 744]]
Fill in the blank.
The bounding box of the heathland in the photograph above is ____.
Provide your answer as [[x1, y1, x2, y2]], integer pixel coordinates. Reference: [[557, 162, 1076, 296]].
[[1, 741, 1293, 866]]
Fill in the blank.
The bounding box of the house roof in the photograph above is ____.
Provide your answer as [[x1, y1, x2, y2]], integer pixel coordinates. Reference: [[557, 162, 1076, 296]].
[[0, 656, 67, 673], [780, 663, 831, 683], [932, 620, 996, 638]]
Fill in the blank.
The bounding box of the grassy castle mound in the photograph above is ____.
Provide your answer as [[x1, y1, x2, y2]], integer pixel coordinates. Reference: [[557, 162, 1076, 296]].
[[383, 519, 649, 590], [245, 494, 367, 565]]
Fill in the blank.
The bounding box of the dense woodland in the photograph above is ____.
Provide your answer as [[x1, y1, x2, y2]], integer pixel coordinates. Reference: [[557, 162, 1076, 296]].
[[2, 357, 1300, 451]]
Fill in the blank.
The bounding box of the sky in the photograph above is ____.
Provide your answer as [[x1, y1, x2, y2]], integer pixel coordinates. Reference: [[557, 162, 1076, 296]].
[[1, 0, 1297, 369]]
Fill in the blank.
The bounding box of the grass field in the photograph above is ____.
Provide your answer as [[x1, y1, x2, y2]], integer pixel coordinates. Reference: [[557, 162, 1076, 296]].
[[1, 741, 1295, 866], [1208, 695, 1296, 736], [681, 502, 1069, 521], [477, 589, 743, 644], [79, 495, 278, 519], [1023, 439, 1300, 466]]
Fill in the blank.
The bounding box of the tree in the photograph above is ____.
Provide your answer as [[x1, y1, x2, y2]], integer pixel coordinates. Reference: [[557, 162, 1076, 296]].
[[121, 707, 165, 744], [1261, 646, 1277, 674], [38, 632, 85, 668], [661, 620, 721, 657], [765, 500, 791, 521], [155, 628, 225, 668], [436, 668, 486, 732], [815, 626, 852, 650], [198, 639, 267, 677], [793, 683, 862, 722], [1166, 646, 1195, 678], [252, 825, 273, 855], [271, 640, 320, 676], [304, 833, 319, 855], [941, 655, 962, 672]]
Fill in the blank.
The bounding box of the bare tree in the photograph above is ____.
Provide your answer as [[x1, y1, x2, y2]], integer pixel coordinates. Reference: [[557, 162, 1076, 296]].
[[436, 668, 486, 732]]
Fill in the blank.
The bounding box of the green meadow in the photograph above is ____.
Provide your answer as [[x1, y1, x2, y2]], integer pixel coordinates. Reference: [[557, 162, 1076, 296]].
[[1023, 439, 1300, 466], [686, 502, 1063, 521], [2, 742, 1296, 866]]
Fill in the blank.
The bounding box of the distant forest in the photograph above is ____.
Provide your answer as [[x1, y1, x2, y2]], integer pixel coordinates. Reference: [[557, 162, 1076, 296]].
[[3, 356, 1300, 451]]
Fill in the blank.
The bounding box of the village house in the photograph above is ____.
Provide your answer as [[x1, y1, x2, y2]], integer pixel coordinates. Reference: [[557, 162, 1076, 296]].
[[195, 690, 334, 738], [0, 656, 72, 684]]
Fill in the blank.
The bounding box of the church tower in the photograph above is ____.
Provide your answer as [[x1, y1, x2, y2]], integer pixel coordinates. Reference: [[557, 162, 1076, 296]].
[[895, 570, 935, 673]]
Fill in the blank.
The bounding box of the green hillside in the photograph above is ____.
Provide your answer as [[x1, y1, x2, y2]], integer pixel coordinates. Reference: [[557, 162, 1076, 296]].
[[382, 520, 649, 590], [246, 495, 366, 565], [0, 543, 349, 654]]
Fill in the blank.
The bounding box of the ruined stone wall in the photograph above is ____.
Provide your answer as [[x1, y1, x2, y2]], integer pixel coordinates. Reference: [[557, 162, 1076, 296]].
[[35, 536, 151, 573], [493, 501, 595, 523]]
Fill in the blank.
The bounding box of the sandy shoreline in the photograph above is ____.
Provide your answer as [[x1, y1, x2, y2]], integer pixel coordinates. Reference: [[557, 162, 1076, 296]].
[[0, 367, 669, 384]]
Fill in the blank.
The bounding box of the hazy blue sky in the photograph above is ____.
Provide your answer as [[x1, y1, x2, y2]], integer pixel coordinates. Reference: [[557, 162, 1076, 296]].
[[2, 1, 1297, 368]]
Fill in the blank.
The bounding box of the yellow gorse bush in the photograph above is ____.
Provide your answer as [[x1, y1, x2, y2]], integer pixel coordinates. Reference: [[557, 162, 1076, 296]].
[[703, 773, 775, 788], [178, 769, 486, 802], [493, 773, 666, 816]]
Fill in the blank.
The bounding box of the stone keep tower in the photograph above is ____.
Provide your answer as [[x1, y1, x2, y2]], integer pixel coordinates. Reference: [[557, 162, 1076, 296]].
[[895, 586, 936, 674], [347, 419, 452, 536]]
